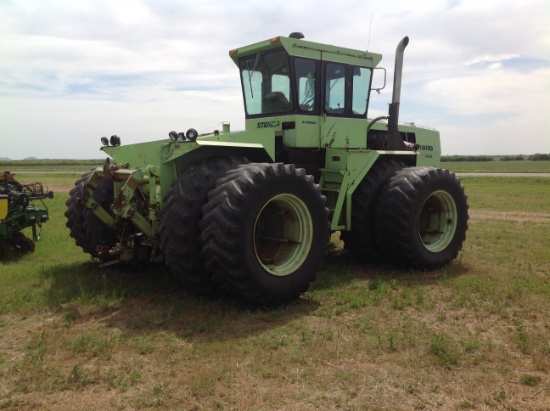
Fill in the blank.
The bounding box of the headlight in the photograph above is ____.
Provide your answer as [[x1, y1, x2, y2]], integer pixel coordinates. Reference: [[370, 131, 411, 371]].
[[110, 135, 121, 146], [186, 128, 198, 141]]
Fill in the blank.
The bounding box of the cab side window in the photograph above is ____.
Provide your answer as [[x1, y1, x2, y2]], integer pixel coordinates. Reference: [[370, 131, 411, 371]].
[[352, 67, 371, 116], [325, 63, 346, 114], [295, 58, 317, 112]]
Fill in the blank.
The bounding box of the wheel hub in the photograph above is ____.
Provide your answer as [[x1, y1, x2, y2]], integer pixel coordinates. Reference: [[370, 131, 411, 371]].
[[418, 190, 458, 252], [254, 194, 313, 276]]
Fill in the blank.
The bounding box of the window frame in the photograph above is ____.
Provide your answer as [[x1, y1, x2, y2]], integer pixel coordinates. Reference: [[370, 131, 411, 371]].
[[294, 57, 320, 115], [238, 49, 294, 117], [238, 49, 373, 120], [322, 62, 373, 118]]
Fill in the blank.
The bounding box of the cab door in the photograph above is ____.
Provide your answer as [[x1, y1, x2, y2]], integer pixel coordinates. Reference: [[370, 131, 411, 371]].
[[321, 64, 372, 149]]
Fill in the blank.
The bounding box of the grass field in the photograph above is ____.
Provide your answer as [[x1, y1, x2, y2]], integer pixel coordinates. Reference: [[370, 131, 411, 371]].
[[441, 160, 550, 173], [1, 167, 549, 410]]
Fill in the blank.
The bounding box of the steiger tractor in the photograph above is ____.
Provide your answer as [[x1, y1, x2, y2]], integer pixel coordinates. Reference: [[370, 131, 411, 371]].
[[66, 33, 468, 304]]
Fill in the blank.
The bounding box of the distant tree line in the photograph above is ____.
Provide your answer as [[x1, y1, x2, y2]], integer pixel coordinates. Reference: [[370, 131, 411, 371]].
[[441, 155, 495, 162], [528, 153, 550, 161], [500, 155, 526, 161], [442, 154, 550, 162]]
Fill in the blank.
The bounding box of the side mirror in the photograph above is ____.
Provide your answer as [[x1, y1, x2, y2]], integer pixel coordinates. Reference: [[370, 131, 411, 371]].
[[371, 67, 387, 94]]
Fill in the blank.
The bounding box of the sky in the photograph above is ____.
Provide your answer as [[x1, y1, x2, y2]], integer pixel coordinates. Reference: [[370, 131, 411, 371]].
[[1, 0, 549, 159]]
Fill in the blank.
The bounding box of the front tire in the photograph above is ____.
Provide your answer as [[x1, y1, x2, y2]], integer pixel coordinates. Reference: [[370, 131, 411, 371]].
[[199, 163, 329, 305], [374, 167, 468, 269], [84, 176, 116, 254], [159, 156, 249, 288], [65, 171, 97, 257], [65, 171, 116, 261]]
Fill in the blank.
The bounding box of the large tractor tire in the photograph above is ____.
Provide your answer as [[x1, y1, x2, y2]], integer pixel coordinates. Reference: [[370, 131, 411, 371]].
[[341, 159, 404, 261], [199, 163, 329, 305], [159, 156, 249, 288], [65, 171, 116, 261], [65, 171, 97, 257], [374, 167, 468, 269], [84, 176, 117, 255]]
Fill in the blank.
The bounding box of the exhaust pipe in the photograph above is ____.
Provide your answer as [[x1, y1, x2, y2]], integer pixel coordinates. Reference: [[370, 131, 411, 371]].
[[386, 36, 409, 150]]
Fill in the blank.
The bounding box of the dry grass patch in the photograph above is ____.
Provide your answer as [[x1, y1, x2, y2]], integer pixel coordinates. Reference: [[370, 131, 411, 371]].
[[1, 175, 549, 410]]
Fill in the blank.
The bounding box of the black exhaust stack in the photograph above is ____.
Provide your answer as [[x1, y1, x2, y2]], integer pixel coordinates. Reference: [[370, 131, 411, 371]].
[[386, 36, 409, 151]]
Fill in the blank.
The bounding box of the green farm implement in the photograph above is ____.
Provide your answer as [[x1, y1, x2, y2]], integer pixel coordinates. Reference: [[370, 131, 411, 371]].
[[1, 171, 53, 256]]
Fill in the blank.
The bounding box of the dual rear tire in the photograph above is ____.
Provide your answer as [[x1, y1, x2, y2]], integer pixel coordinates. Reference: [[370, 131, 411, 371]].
[[341, 159, 405, 261], [161, 161, 329, 305], [65, 171, 116, 262], [159, 156, 249, 288], [199, 163, 329, 305], [373, 167, 469, 269]]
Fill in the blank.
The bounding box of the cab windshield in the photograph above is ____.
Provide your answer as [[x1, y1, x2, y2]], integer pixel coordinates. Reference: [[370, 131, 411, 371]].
[[239, 49, 372, 118], [239, 50, 293, 116]]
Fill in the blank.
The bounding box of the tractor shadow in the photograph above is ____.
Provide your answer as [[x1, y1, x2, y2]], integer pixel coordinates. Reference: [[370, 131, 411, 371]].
[[41, 261, 320, 343], [320, 247, 469, 290], [41, 249, 467, 344]]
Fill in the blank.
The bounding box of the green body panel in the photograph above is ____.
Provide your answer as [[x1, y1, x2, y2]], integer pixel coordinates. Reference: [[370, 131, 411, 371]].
[[101, 127, 277, 208], [394, 122, 441, 167], [245, 115, 321, 148], [321, 117, 367, 149], [81, 34, 444, 263], [321, 149, 419, 230]]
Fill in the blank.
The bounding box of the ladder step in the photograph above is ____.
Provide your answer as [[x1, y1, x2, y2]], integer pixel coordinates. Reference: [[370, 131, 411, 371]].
[[320, 168, 345, 175]]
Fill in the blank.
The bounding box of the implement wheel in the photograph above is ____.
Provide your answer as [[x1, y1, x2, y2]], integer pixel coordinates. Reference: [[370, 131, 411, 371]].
[[374, 167, 468, 269], [199, 163, 329, 305]]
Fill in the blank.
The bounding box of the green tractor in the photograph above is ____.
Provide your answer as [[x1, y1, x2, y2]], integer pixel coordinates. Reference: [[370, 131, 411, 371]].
[[1, 171, 53, 257], [66, 33, 468, 304]]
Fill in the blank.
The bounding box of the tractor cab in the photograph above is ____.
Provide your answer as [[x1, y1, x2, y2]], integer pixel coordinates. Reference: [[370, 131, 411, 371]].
[[230, 33, 382, 151]]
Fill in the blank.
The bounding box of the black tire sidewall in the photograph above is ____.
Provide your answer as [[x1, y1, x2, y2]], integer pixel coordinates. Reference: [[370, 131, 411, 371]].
[[407, 170, 468, 265], [65, 171, 98, 257], [160, 156, 249, 286], [342, 158, 405, 261], [84, 176, 116, 252], [200, 163, 329, 304], [238, 172, 328, 296], [376, 167, 468, 268]]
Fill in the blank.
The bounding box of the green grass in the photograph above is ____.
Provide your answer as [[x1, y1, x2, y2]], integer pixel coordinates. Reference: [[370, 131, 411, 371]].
[[0, 159, 102, 167], [0, 171, 549, 410], [460, 176, 549, 212], [1, 162, 101, 178], [442, 160, 550, 173]]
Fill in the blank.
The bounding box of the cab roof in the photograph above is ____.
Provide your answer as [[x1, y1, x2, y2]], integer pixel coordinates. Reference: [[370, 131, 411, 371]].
[[229, 35, 383, 68]]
